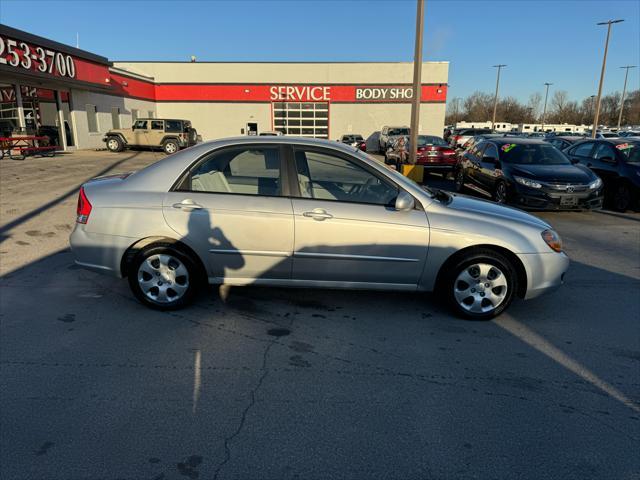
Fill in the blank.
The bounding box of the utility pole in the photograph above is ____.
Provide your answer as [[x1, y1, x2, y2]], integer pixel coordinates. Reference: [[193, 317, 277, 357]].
[[617, 65, 636, 130], [541, 82, 553, 132], [491, 64, 506, 131], [409, 0, 425, 165], [592, 19, 624, 138]]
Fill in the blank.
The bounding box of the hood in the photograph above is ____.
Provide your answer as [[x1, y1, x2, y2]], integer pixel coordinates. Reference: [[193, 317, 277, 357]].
[[508, 164, 594, 183], [442, 193, 551, 229]]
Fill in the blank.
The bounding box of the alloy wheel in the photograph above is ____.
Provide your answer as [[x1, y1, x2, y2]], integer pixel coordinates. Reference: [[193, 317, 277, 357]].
[[453, 263, 508, 314], [107, 139, 119, 151], [495, 183, 507, 203], [137, 254, 189, 304]]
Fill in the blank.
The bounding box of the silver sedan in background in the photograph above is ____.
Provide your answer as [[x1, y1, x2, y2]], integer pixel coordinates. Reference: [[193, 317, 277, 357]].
[[70, 137, 569, 320]]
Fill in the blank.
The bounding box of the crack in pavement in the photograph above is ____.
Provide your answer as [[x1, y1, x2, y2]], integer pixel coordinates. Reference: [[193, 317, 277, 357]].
[[211, 337, 276, 480]]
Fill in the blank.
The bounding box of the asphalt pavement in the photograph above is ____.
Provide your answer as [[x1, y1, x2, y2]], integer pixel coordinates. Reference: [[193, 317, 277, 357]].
[[1, 150, 639, 480]]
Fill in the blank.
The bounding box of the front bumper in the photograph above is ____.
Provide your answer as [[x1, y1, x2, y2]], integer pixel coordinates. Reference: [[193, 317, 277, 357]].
[[518, 251, 570, 300], [511, 184, 604, 211]]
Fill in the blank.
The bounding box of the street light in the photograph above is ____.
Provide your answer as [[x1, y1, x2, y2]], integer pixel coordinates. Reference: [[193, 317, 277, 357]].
[[541, 82, 553, 132], [592, 19, 624, 138], [491, 64, 506, 130], [617, 65, 636, 130], [408, 0, 425, 166]]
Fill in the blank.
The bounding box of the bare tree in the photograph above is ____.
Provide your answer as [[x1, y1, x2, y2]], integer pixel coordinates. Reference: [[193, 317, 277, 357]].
[[527, 92, 542, 122]]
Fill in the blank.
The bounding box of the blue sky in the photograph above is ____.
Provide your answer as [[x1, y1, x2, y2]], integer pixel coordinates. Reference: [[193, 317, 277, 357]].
[[1, 0, 638, 103]]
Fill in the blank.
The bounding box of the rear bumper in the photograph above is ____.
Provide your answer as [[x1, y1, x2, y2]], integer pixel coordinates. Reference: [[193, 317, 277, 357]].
[[69, 225, 135, 278], [518, 251, 570, 300]]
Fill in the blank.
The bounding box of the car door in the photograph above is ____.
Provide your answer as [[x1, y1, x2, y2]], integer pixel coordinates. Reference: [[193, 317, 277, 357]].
[[465, 142, 487, 188], [567, 141, 596, 165], [131, 119, 149, 145], [477, 142, 500, 190], [290, 146, 429, 287], [590, 143, 620, 184], [148, 119, 165, 146], [162, 144, 294, 283]]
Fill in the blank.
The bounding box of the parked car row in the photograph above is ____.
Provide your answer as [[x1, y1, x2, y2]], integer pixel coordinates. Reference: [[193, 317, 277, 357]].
[[452, 134, 639, 212]]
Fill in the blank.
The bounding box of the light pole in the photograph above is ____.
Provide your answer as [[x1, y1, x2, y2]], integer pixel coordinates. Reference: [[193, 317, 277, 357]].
[[491, 64, 506, 131], [592, 19, 624, 138], [541, 82, 553, 132], [617, 65, 636, 130], [409, 0, 425, 166]]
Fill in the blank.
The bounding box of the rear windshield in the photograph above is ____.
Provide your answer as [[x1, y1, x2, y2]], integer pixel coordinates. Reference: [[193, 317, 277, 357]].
[[615, 142, 640, 162], [499, 143, 571, 165], [389, 128, 410, 136], [417, 135, 448, 146]]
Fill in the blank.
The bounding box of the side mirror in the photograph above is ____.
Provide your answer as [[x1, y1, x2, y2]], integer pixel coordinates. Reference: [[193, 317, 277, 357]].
[[131, 125, 136, 130], [395, 191, 415, 211], [570, 157, 579, 164]]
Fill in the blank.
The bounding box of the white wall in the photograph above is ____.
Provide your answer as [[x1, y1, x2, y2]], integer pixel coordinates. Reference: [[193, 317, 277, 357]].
[[156, 102, 271, 141], [69, 89, 156, 149]]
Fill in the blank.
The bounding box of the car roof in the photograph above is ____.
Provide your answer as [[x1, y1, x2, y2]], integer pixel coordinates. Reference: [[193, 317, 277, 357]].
[[552, 136, 583, 141], [483, 137, 547, 145]]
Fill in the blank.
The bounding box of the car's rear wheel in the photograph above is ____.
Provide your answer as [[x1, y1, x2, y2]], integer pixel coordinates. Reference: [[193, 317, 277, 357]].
[[493, 181, 508, 204], [163, 139, 179, 155], [128, 244, 199, 310], [106, 136, 123, 152], [612, 181, 632, 212], [443, 249, 517, 320]]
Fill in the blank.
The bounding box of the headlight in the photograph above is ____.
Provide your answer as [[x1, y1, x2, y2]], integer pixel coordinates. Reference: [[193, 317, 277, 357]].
[[589, 177, 603, 189], [514, 175, 542, 189], [541, 229, 563, 253]]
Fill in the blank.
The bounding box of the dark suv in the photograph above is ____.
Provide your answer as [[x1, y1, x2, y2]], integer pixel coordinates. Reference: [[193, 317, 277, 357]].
[[455, 138, 603, 210], [564, 138, 640, 211]]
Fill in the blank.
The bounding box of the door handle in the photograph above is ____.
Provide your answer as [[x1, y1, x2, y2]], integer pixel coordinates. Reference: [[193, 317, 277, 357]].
[[303, 209, 333, 221], [172, 199, 203, 210]]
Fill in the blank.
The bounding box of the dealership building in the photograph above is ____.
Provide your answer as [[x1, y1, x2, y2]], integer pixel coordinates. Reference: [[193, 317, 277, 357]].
[[0, 24, 449, 150]]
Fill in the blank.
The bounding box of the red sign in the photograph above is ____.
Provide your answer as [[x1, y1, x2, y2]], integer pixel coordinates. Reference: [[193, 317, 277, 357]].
[[0, 33, 110, 87]]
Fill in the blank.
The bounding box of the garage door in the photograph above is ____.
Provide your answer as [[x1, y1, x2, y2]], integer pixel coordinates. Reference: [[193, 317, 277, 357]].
[[273, 102, 329, 139]]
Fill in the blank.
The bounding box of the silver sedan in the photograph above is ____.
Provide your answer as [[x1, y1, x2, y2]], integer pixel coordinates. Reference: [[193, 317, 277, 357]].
[[70, 137, 569, 319]]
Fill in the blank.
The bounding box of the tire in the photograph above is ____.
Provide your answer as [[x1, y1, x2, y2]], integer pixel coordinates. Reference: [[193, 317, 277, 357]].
[[163, 139, 179, 155], [493, 181, 508, 204], [442, 249, 517, 320], [611, 181, 632, 212], [455, 168, 466, 192], [127, 243, 200, 310], [106, 136, 124, 152]]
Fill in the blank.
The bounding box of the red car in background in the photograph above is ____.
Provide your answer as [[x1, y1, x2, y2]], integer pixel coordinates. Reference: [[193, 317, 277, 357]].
[[384, 135, 456, 173]]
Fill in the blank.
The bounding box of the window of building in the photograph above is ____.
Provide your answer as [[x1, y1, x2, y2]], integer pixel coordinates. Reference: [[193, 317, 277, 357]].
[[151, 120, 164, 130], [111, 107, 120, 129], [187, 147, 282, 196], [131, 109, 138, 121], [86, 104, 98, 133], [273, 102, 329, 138]]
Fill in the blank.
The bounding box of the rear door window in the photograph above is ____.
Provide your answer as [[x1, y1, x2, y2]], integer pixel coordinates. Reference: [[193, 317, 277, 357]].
[[186, 147, 282, 197], [570, 142, 595, 157]]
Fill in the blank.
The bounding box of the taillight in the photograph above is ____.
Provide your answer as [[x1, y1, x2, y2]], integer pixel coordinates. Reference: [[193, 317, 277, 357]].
[[76, 186, 92, 224]]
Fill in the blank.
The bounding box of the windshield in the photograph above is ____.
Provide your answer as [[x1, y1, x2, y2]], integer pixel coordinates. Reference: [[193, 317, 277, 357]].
[[616, 142, 640, 162], [499, 143, 571, 165], [417, 135, 448, 146], [389, 128, 410, 136]]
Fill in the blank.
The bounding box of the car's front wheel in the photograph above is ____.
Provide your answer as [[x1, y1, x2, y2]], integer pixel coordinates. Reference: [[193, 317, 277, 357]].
[[493, 181, 508, 204], [455, 168, 466, 192], [106, 136, 124, 152], [163, 139, 179, 155], [443, 249, 517, 320], [128, 244, 200, 310]]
